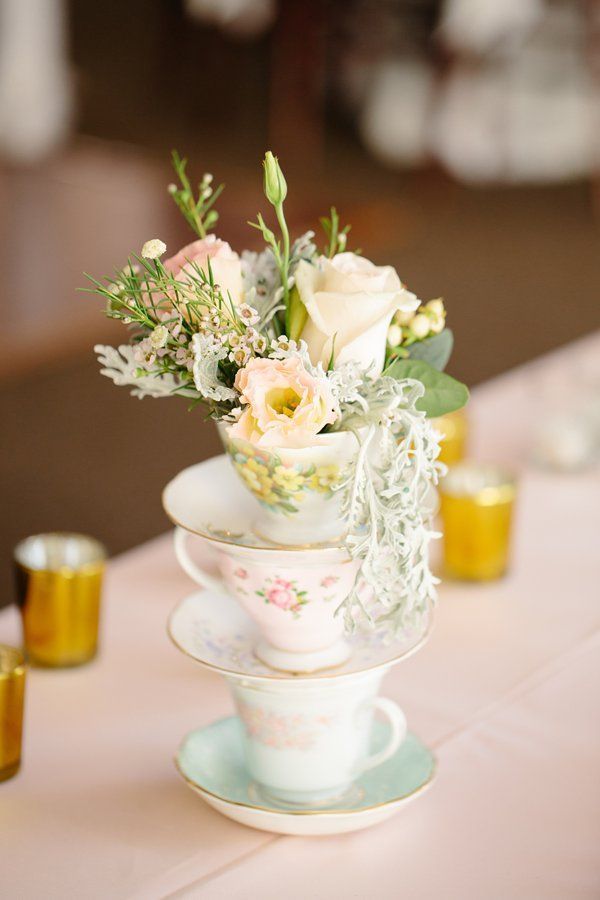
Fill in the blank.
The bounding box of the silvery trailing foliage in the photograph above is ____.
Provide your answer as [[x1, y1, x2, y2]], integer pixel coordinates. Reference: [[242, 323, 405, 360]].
[[94, 344, 197, 400], [338, 376, 445, 636], [191, 334, 237, 403]]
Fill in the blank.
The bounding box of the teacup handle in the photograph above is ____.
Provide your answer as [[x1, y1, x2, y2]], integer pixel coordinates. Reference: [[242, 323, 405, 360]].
[[174, 527, 228, 597], [359, 697, 407, 773]]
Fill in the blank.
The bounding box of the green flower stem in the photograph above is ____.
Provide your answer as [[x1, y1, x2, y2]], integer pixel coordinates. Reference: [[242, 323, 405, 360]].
[[275, 201, 291, 334]]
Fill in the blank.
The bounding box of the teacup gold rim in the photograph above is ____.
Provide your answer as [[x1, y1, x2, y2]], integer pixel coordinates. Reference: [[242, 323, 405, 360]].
[[162, 501, 348, 554], [174, 732, 437, 816], [166, 597, 434, 682]]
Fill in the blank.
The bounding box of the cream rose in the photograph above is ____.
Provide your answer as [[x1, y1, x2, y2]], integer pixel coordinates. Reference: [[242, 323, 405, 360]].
[[294, 252, 419, 375], [228, 356, 339, 449], [164, 235, 244, 305]]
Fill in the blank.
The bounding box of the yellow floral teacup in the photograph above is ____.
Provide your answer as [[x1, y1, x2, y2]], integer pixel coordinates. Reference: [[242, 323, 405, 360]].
[[221, 430, 361, 546]]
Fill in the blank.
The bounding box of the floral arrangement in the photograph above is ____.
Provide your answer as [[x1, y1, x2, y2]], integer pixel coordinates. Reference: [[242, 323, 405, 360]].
[[86, 151, 468, 634]]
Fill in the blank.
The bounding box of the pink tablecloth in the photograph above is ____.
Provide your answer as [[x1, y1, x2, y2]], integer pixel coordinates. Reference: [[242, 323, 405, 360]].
[[2, 335, 599, 899]]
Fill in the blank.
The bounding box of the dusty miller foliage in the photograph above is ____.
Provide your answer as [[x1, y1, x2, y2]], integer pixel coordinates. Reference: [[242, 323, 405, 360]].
[[335, 373, 445, 637], [94, 344, 196, 400]]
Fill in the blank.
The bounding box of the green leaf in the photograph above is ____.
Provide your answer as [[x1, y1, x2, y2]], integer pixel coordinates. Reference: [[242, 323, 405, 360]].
[[386, 358, 469, 417], [406, 329, 454, 371], [287, 285, 308, 341]]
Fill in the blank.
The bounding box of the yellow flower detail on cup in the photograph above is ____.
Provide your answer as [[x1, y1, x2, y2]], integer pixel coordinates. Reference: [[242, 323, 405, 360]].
[[227, 440, 343, 515], [272, 465, 304, 494], [308, 465, 340, 494]]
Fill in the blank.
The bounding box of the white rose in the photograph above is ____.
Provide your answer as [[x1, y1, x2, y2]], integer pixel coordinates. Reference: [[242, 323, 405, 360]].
[[294, 253, 419, 375]]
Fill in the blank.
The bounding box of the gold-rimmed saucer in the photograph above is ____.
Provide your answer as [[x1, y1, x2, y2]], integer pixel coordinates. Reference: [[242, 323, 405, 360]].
[[167, 590, 432, 683], [162, 455, 347, 555], [175, 717, 436, 836]]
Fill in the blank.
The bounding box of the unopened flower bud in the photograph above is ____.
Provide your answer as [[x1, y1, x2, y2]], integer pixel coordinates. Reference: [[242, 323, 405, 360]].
[[263, 151, 287, 205], [425, 298, 445, 317], [429, 314, 445, 334], [141, 239, 167, 260], [387, 323, 402, 347], [410, 313, 431, 339], [395, 309, 414, 326]]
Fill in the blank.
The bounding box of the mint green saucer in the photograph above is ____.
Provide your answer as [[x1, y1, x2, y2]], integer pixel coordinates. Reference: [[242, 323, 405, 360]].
[[175, 717, 435, 835]]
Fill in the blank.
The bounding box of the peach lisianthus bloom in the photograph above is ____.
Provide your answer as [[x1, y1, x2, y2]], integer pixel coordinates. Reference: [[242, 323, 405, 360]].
[[228, 356, 339, 449], [163, 235, 244, 307]]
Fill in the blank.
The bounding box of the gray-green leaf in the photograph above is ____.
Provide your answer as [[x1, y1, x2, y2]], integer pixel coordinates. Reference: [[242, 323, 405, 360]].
[[385, 358, 469, 417], [407, 329, 453, 371]]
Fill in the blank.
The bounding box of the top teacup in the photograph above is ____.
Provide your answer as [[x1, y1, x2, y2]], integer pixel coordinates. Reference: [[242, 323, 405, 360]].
[[163, 451, 357, 551], [220, 427, 360, 546]]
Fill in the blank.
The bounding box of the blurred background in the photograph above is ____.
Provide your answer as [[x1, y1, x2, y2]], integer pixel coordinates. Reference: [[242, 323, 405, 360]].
[[1, 0, 599, 597]]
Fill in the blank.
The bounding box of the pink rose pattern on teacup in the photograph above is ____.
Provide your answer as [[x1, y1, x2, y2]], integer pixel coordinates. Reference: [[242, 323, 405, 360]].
[[238, 700, 334, 750], [320, 575, 339, 589], [256, 577, 308, 618], [233, 567, 248, 580]]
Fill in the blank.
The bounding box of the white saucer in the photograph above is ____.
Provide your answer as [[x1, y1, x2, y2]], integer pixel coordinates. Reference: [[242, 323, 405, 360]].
[[162, 455, 343, 553], [168, 590, 431, 682], [176, 717, 435, 836]]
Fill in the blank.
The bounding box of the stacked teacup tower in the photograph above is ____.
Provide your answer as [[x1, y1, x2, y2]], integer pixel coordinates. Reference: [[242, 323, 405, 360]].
[[163, 446, 436, 836], [86, 149, 468, 835]]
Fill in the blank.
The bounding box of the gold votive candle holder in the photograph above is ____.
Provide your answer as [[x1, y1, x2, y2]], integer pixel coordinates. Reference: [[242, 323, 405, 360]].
[[0, 645, 26, 782], [14, 533, 106, 667], [434, 408, 468, 466], [439, 463, 516, 581]]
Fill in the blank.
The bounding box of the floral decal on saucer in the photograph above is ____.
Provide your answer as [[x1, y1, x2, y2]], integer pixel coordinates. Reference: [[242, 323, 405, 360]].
[[226, 438, 343, 515], [237, 700, 333, 750], [256, 577, 309, 617]]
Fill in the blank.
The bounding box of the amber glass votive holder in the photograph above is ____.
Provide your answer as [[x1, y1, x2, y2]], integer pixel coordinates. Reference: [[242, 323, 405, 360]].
[[439, 464, 516, 581], [434, 409, 468, 466], [0, 645, 26, 782], [14, 534, 106, 667]]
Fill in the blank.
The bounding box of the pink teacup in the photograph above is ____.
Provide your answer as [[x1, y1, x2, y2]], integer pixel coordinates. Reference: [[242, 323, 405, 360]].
[[174, 527, 359, 673]]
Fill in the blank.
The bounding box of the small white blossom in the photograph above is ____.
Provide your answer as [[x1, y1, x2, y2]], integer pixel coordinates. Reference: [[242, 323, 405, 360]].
[[150, 325, 169, 349], [141, 239, 167, 260], [238, 303, 260, 325], [175, 345, 195, 372], [230, 346, 251, 367], [252, 334, 267, 355], [133, 338, 156, 368], [269, 336, 297, 357]]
